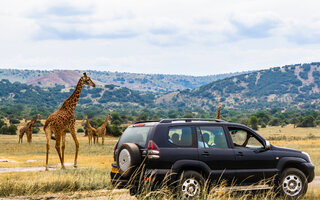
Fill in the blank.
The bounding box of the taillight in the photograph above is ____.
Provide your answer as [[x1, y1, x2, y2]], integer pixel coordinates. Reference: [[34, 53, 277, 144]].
[[147, 140, 160, 159]]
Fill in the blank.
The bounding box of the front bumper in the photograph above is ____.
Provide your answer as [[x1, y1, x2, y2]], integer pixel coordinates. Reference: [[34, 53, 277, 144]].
[[301, 162, 315, 183]]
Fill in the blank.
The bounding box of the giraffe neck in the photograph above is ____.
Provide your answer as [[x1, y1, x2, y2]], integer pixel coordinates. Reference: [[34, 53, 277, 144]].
[[100, 116, 110, 128], [60, 79, 83, 112], [30, 116, 38, 126], [85, 116, 93, 129]]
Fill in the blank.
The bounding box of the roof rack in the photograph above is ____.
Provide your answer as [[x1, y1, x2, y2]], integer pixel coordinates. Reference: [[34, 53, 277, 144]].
[[134, 120, 160, 124], [159, 118, 225, 123]]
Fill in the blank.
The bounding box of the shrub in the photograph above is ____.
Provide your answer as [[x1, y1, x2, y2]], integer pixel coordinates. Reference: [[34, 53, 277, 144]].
[[297, 116, 316, 127], [9, 118, 20, 124], [77, 128, 84, 133], [32, 127, 40, 134]]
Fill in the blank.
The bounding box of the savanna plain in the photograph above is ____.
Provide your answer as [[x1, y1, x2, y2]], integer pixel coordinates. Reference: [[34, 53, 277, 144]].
[[0, 121, 319, 199]]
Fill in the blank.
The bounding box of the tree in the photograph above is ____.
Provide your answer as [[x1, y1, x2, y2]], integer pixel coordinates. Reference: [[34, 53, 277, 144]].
[[249, 115, 258, 130], [297, 116, 316, 127]]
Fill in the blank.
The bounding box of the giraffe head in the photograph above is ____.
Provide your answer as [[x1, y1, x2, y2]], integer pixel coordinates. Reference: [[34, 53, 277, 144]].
[[81, 73, 96, 87]]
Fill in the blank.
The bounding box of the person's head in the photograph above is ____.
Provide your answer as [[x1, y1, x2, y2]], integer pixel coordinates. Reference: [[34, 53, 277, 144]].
[[203, 133, 210, 143], [172, 133, 179, 143]]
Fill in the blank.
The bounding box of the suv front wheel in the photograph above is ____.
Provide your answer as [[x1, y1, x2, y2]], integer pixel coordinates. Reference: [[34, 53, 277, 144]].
[[279, 168, 308, 199], [178, 170, 205, 199]]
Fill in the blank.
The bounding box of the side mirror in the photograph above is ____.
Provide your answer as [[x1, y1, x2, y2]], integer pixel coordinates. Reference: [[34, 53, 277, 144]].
[[265, 140, 271, 150]]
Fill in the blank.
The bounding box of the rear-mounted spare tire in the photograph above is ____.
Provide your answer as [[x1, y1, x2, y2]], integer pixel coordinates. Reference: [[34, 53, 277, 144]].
[[116, 143, 142, 178]]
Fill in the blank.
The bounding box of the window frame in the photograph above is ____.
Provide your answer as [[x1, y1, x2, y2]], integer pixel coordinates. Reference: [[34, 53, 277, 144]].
[[196, 125, 232, 149], [167, 125, 197, 148], [226, 125, 266, 149]]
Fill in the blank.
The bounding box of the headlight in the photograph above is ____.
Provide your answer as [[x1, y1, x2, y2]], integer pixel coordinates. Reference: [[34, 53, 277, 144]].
[[302, 152, 311, 163]]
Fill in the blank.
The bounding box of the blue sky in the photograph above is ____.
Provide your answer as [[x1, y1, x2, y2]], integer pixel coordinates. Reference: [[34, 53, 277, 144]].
[[0, 0, 320, 75]]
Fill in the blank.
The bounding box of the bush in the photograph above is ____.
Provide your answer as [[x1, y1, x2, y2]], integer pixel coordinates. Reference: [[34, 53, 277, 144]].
[[0, 124, 17, 135], [269, 118, 282, 126], [77, 128, 84, 133], [32, 127, 40, 134], [249, 115, 258, 130], [9, 118, 20, 124], [297, 116, 316, 127], [261, 123, 266, 128]]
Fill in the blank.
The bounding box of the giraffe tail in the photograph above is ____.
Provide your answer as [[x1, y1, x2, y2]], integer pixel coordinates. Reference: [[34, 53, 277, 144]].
[[51, 135, 56, 140]]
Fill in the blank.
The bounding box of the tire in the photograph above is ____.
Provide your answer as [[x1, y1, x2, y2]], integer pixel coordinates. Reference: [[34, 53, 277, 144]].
[[278, 168, 308, 199], [177, 170, 205, 199], [116, 143, 141, 178]]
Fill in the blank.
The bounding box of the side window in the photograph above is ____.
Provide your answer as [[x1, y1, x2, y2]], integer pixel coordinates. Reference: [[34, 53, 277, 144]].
[[168, 127, 193, 147], [197, 126, 228, 148], [228, 127, 264, 149]]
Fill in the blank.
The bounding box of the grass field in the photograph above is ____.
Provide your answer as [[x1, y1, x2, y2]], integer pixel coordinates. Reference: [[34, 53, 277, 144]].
[[0, 124, 319, 199]]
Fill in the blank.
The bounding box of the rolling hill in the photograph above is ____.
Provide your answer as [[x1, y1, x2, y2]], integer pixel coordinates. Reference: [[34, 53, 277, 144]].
[[0, 69, 246, 92], [157, 63, 320, 110], [0, 62, 319, 113]]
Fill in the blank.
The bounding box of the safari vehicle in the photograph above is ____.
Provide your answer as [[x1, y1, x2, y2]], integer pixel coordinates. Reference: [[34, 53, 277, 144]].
[[110, 118, 314, 199]]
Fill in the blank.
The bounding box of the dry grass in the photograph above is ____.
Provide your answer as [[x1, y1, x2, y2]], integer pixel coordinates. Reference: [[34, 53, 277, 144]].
[[0, 124, 319, 198]]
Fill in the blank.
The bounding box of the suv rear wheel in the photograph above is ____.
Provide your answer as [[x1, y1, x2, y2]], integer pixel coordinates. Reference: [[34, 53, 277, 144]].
[[116, 143, 141, 178], [279, 168, 308, 199], [178, 170, 205, 199]]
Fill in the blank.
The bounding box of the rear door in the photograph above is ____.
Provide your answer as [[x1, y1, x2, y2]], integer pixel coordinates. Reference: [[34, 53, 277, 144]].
[[227, 126, 276, 183], [150, 125, 198, 169], [197, 125, 236, 181]]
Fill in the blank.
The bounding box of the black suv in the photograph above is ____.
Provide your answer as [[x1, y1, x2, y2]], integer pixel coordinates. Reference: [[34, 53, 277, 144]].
[[111, 118, 314, 199]]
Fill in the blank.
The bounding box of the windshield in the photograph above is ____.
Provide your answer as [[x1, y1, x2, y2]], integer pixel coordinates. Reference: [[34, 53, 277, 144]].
[[118, 126, 151, 148]]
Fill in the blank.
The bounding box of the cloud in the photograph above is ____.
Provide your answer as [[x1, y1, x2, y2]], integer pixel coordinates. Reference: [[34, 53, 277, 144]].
[[35, 24, 138, 40], [229, 17, 280, 39], [46, 5, 93, 16]]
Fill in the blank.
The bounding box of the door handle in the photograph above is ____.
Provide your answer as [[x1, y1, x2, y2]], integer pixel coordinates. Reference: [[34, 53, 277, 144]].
[[236, 152, 244, 156], [202, 151, 210, 156]]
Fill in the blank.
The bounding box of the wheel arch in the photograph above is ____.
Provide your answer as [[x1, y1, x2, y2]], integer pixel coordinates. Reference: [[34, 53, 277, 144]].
[[172, 160, 211, 179]]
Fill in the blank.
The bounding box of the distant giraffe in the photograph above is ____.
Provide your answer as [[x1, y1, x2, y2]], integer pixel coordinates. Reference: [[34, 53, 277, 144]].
[[95, 115, 111, 145], [216, 102, 222, 119], [85, 114, 97, 145], [44, 73, 95, 170], [18, 114, 40, 144]]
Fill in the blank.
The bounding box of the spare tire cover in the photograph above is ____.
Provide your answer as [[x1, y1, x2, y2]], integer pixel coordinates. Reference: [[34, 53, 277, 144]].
[[116, 143, 141, 178]]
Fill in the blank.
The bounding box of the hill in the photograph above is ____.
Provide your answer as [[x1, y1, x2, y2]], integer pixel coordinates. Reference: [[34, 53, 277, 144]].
[[157, 63, 320, 110], [0, 69, 246, 92]]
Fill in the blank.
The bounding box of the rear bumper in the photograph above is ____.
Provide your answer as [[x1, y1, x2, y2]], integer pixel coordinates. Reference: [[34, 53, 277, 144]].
[[110, 162, 174, 188], [302, 162, 315, 183]]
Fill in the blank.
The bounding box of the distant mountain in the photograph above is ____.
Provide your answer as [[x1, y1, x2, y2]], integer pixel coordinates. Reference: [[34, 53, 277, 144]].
[[0, 68, 248, 92], [26, 70, 81, 87], [157, 63, 320, 110], [0, 62, 319, 112]]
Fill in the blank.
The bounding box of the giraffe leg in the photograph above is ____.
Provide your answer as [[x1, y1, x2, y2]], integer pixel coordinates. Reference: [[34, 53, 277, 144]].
[[102, 129, 105, 145], [70, 127, 79, 168], [88, 132, 91, 145], [61, 131, 66, 169], [96, 134, 99, 144], [54, 133, 64, 169], [45, 127, 51, 171]]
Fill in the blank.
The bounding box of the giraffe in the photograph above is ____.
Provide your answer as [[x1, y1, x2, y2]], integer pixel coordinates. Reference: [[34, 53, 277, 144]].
[[216, 102, 222, 119], [44, 73, 95, 170], [18, 114, 40, 144], [85, 114, 97, 145], [95, 114, 111, 145]]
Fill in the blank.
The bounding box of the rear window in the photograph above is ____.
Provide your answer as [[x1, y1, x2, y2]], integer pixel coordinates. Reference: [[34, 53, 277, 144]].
[[117, 126, 151, 148]]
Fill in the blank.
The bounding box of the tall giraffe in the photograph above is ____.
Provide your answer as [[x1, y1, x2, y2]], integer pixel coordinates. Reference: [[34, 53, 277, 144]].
[[85, 114, 97, 145], [95, 114, 111, 145], [18, 114, 40, 144], [44, 73, 95, 170], [216, 102, 222, 119]]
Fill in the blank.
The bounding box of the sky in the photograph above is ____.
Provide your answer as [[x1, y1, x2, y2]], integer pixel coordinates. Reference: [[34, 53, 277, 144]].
[[1, 0, 320, 76]]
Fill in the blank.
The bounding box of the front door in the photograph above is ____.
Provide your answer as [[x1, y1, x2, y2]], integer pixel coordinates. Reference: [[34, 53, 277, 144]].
[[197, 125, 236, 182], [227, 126, 276, 183]]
